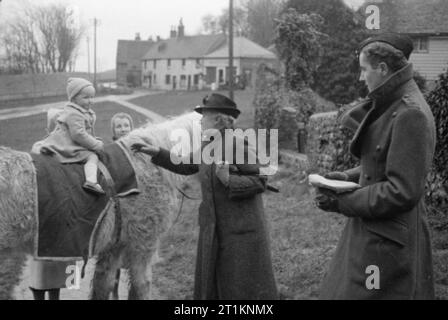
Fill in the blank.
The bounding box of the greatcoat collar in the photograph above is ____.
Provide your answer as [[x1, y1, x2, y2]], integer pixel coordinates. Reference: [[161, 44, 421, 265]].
[[346, 63, 415, 158]]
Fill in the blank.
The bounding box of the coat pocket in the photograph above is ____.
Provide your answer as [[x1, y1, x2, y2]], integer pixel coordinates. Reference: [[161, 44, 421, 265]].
[[364, 218, 409, 247]]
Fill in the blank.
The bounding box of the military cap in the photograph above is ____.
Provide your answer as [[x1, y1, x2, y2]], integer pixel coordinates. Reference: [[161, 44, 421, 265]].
[[194, 93, 241, 119], [358, 32, 414, 59]]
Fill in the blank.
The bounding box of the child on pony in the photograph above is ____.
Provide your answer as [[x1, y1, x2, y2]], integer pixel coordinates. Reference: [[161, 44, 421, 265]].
[[32, 77, 105, 195]]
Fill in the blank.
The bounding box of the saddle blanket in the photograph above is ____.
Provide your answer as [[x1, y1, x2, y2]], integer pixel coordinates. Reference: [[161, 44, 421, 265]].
[[31, 142, 139, 260]]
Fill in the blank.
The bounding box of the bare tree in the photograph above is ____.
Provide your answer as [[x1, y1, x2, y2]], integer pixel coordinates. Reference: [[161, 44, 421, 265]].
[[218, 6, 249, 36], [1, 6, 42, 74], [0, 2, 84, 74], [243, 0, 283, 47], [200, 6, 249, 36], [201, 14, 222, 35], [199, 0, 282, 46]]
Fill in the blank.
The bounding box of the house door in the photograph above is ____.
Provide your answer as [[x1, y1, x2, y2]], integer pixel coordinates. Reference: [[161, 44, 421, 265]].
[[188, 75, 191, 90], [173, 76, 177, 90], [205, 67, 217, 85], [145, 76, 152, 88]]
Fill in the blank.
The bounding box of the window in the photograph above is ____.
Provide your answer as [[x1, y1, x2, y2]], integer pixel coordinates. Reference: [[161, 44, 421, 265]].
[[182, 59, 186, 67], [143, 61, 147, 69], [413, 37, 429, 53], [153, 74, 157, 84], [167, 59, 171, 67], [165, 75, 171, 85], [218, 69, 224, 83], [153, 60, 157, 69]]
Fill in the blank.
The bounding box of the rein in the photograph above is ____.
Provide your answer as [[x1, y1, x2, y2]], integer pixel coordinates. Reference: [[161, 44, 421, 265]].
[[172, 185, 201, 226]]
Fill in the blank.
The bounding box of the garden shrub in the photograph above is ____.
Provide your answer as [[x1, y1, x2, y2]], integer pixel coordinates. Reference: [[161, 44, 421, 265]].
[[306, 104, 358, 174], [254, 65, 336, 152], [425, 68, 448, 249]]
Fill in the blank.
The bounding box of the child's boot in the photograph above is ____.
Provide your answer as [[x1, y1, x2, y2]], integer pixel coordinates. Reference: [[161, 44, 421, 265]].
[[83, 181, 106, 195]]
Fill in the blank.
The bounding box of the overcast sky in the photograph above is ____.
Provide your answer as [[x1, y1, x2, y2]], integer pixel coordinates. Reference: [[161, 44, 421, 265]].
[[0, 0, 365, 72]]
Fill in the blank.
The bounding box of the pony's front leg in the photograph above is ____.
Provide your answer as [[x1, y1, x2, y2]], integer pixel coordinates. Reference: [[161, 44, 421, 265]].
[[90, 248, 122, 300], [127, 253, 153, 300]]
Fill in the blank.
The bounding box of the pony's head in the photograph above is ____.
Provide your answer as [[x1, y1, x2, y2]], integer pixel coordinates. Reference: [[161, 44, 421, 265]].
[[120, 112, 202, 191], [123, 111, 202, 158]]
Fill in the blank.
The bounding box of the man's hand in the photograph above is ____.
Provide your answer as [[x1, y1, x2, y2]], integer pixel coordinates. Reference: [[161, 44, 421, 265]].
[[315, 188, 340, 213], [324, 171, 349, 181], [215, 161, 230, 187], [131, 142, 160, 156]]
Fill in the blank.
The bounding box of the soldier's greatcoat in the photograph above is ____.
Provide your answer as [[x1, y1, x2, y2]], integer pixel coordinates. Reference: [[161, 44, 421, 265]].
[[320, 64, 436, 300]]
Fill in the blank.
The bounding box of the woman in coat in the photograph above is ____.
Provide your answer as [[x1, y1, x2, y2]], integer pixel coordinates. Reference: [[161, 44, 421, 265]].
[[316, 33, 436, 299], [132, 93, 278, 300]]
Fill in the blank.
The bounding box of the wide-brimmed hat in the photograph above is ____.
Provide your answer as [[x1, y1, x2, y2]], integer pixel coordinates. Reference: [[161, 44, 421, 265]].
[[194, 93, 241, 119], [358, 32, 414, 59]]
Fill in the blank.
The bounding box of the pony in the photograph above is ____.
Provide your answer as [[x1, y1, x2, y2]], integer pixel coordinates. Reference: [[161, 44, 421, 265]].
[[0, 111, 202, 300]]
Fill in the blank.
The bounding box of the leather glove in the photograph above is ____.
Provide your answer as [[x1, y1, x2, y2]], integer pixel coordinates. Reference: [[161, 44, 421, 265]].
[[131, 142, 160, 156], [315, 188, 340, 213], [324, 171, 349, 181]]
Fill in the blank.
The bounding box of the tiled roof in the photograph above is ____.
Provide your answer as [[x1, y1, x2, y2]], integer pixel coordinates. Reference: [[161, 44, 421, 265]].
[[142, 34, 227, 60], [116, 40, 155, 67], [360, 0, 448, 34], [205, 37, 277, 59]]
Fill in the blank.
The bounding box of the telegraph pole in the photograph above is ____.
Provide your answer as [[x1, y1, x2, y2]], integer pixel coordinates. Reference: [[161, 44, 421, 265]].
[[228, 0, 234, 100], [87, 36, 91, 76], [93, 17, 98, 89]]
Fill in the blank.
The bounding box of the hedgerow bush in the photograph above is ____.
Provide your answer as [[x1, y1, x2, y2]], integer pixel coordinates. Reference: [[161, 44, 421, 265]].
[[426, 68, 448, 248], [253, 66, 332, 151], [306, 104, 358, 174]]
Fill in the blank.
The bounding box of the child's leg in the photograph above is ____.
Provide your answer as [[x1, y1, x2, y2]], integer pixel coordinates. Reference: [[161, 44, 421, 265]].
[[83, 153, 106, 195], [84, 153, 99, 184]]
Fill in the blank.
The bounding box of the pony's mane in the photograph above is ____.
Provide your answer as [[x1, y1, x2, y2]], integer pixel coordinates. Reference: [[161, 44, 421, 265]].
[[120, 112, 202, 191], [125, 111, 202, 154]]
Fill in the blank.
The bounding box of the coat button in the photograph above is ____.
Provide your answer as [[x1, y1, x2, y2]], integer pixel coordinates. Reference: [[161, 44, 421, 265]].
[[364, 174, 371, 181], [392, 112, 398, 118], [376, 145, 381, 152]]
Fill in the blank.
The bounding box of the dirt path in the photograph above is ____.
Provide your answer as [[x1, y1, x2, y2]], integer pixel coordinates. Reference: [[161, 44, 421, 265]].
[[13, 256, 163, 300], [0, 90, 164, 122]]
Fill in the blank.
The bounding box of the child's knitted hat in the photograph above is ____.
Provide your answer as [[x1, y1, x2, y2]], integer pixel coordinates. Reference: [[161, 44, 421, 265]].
[[67, 77, 94, 101]]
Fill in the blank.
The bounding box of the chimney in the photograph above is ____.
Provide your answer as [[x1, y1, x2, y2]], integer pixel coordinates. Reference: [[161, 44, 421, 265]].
[[156, 35, 161, 42], [135, 32, 141, 41], [178, 18, 185, 37], [170, 26, 177, 38]]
